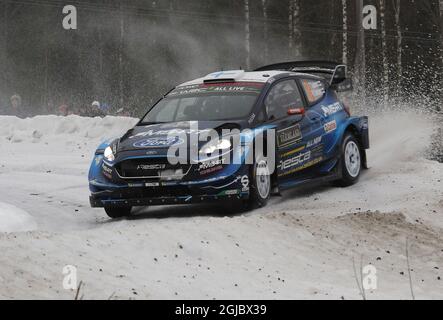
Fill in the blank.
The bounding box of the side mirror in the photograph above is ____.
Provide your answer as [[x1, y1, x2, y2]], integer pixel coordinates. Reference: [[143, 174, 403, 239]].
[[331, 78, 353, 92], [287, 107, 305, 116]]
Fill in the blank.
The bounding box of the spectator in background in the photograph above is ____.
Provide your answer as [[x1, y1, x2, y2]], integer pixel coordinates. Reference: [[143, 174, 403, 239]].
[[57, 104, 72, 116], [100, 102, 111, 115], [0, 94, 27, 118], [90, 101, 106, 117]]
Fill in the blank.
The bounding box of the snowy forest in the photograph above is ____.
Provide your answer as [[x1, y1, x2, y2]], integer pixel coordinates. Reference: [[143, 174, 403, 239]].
[[0, 0, 442, 116]]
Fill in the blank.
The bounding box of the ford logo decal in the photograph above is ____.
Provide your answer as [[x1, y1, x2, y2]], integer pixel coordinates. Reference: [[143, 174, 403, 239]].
[[133, 137, 184, 148]]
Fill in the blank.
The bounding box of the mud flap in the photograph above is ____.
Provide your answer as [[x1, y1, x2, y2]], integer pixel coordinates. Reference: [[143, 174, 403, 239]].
[[360, 116, 370, 150]]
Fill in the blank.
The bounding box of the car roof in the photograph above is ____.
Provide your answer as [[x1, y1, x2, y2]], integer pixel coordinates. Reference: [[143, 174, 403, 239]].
[[178, 70, 289, 87]]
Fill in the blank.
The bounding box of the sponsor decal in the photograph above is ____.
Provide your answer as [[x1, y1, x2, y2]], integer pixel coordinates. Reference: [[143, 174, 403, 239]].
[[279, 150, 311, 171], [321, 102, 343, 117], [277, 125, 302, 148], [133, 137, 184, 148], [198, 158, 226, 176], [324, 120, 337, 134], [130, 128, 209, 139], [198, 158, 225, 171], [303, 80, 325, 103], [128, 182, 144, 188], [306, 136, 322, 148], [161, 181, 179, 187], [241, 175, 249, 192], [137, 164, 166, 171], [199, 165, 223, 176], [219, 189, 240, 196], [199, 159, 223, 170], [282, 145, 305, 158], [145, 182, 160, 187], [168, 83, 263, 98], [102, 163, 113, 178], [279, 157, 324, 177]]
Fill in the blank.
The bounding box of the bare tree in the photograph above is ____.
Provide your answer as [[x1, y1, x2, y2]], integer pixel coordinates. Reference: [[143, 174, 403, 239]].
[[355, 0, 366, 99], [119, 1, 124, 107], [288, 0, 293, 50], [1, 0, 7, 101], [244, 0, 250, 69], [292, 0, 301, 57], [441, 0, 443, 47], [393, 0, 402, 95], [440, 0, 443, 88], [421, 0, 443, 105], [329, 0, 338, 60], [288, 0, 301, 58], [43, 7, 49, 107], [342, 0, 348, 65], [380, 0, 389, 106], [261, 0, 269, 61]]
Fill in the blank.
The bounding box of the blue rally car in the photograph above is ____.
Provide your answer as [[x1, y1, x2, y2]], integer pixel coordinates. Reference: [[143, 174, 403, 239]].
[[89, 61, 369, 218]]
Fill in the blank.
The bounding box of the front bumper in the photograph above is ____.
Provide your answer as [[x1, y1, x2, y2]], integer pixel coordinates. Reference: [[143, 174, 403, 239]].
[[89, 163, 250, 208]]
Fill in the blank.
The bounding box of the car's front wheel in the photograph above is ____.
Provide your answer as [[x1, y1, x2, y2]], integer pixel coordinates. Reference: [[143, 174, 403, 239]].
[[247, 157, 271, 209], [104, 206, 132, 219], [335, 133, 362, 187]]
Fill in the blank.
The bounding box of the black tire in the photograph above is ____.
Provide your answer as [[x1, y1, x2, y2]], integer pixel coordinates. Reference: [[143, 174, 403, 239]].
[[104, 206, 132, 218], [246, 157, 271, 209], [335, 133, 362, 187]]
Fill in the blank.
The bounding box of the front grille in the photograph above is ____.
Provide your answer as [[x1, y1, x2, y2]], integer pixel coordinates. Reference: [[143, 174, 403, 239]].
[[116, 158, 191, 179]]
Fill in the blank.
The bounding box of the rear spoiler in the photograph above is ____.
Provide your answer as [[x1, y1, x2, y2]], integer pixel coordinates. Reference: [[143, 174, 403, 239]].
[[254, 61, 349, 87]]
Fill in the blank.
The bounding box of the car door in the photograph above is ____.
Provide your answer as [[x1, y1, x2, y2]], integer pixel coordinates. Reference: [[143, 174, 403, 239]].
[[263, 78, 320, 181]]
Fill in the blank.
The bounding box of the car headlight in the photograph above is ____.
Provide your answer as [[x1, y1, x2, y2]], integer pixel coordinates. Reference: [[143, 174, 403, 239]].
[[199, 137, 232, 155], [104, 146, 115, 162]]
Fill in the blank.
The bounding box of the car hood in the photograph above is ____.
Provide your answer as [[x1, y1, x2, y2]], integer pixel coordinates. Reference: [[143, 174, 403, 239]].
[[116, 120, 246, 154]]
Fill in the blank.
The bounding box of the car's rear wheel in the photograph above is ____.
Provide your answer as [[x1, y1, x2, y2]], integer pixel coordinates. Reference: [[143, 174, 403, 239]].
[[104, 206, 132, 218], [335, 133, 362, 187], [247, 157, 271, 209]]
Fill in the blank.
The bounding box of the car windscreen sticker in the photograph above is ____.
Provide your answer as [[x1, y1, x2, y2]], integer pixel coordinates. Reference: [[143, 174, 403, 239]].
[[170, 83, 264, 97]]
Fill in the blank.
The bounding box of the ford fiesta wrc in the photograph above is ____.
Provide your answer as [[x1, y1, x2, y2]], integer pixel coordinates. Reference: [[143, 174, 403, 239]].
[[89, 61, 369, 218]]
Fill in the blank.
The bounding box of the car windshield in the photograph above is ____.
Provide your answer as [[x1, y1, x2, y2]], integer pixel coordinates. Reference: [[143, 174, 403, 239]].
[[140, 82, 263, 123]]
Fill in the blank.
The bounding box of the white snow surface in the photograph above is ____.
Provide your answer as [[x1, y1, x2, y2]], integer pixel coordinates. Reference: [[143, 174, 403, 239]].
[[0, 113, 442, 299], [0, 201, 36, 233]]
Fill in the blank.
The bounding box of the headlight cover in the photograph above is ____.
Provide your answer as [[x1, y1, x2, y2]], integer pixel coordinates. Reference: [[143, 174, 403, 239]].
[[104, 146, 115, 162]]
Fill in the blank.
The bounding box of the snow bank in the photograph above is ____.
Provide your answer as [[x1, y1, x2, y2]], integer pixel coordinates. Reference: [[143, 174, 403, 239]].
[[0, 115, 138, 144], [0, 202, 37, 233]]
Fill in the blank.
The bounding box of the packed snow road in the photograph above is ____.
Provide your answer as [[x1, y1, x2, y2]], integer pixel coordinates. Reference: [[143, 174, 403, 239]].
[[0, 112, 441, 299]]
